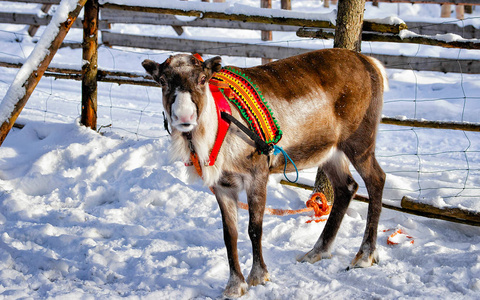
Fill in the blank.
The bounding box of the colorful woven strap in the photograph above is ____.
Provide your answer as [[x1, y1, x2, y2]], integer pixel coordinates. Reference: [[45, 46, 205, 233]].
[[210, 67, 282, 145]]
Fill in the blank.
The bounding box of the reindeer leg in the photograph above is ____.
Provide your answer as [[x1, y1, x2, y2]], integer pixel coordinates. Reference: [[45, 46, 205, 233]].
[[298, 152, 358, 264], [245, 169, 270, 287], [214, 184, 248, 298], [348, 153, 385, 269]]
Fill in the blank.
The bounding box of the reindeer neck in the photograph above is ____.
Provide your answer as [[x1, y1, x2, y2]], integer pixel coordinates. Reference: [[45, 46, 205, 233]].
[[186, 84, 222, 166]]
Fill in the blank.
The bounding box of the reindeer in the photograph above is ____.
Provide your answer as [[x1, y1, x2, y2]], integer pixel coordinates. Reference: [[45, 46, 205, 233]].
[[142, 48, 387, 298]]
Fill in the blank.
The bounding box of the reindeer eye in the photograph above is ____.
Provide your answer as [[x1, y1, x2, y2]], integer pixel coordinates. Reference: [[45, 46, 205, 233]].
[[159, 77, 167, 86], [199, 76, 206, 85]]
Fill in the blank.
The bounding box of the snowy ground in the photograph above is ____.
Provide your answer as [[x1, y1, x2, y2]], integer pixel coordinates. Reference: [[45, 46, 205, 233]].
[[0, 0, 480, 299]]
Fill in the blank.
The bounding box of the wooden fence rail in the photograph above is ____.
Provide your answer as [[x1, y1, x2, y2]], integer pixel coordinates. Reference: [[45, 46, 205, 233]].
[[101, 32, 480, 74], [0, 11, 109, 29], [100, 2, 407, 34]]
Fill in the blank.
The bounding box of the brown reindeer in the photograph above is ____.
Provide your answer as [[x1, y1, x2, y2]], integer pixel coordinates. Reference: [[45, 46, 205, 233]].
[[142, 48, 387, 298]]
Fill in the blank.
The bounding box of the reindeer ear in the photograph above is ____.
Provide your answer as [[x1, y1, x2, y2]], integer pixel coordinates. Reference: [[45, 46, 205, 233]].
[[142, 59, 161, 77], [142, 58, 172, 86], [203, 56, 222, 78]]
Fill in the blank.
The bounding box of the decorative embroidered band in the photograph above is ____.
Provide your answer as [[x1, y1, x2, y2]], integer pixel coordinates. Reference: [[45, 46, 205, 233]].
[[210, 67, 282, 145]]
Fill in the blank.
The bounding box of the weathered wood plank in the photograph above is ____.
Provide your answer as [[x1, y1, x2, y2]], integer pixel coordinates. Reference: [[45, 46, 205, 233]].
[[100, 2, 335, 30], [0, 60, 177, 86], [0, 0, 62, 4], [100, 8, 301, 32], [0, 12, 109, 29], [101, 31, 309, 60], [0, 12, 51, 26], [406, 22, 479, 39], [364, 31, 480, 50], [381, 117, 480, 132], [370, 53, 480, 74], [100, 2, 407, 34], [401, 196, 480, 224], [297, 28, 480, 50], [99, 8, 478, 40], [7, 8, 472, 39], [101, 32, 480, 74]]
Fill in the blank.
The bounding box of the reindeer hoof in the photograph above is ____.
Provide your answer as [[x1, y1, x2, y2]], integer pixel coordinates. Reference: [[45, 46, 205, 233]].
[[296, 249, 332, 264], [247, 268, 270, 287], [348, 249, 379, 270], [223, 278, 248, 299]]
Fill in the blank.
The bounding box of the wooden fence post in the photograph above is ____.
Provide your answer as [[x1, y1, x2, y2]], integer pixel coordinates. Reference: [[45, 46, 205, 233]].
[[81, 0, 99, 130], [441, 4, 451, 18], [0, 0, 87, 147], [261, 0, 272, 64], [456, 5, 464, 19], [281, 0, 291, 10]]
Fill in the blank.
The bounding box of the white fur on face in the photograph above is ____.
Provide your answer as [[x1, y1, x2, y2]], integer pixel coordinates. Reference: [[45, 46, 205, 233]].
[[171, 89, 198, 132], [169, 85, 222, 187]]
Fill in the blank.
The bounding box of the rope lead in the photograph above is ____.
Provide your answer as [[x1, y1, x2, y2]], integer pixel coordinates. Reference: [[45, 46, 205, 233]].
[[273, 145, 298, 183]]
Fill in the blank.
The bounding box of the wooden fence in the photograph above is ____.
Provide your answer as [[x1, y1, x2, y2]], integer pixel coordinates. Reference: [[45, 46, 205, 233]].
[[0, 0, 479, 132]]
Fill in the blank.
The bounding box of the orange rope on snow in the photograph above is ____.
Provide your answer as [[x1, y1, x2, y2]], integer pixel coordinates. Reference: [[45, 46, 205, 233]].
[[188, 149, 331, 221], [237, 201, 313, 216], [237, 192, 331, 223], [305, 192, 331, 223]]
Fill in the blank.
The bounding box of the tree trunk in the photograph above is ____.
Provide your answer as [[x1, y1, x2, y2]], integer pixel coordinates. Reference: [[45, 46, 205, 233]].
[[313, 0, 367, 202], [334, 0, 366, 52]]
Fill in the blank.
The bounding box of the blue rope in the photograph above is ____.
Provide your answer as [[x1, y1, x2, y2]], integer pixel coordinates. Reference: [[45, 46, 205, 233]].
[[273, 145, 298, 183]]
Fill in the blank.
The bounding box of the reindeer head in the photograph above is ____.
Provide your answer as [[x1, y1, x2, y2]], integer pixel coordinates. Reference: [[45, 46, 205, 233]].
[[142, 54, 222, 133]]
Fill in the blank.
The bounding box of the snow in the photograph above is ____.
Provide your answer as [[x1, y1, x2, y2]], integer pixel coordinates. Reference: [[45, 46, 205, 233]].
[[366, 16, 406, 26], [399, 29, 480, 44], [0, 0, 480, 299]]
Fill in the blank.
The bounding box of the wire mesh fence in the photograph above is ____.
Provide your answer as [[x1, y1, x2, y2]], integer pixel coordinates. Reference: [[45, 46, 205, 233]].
[[0, 6, 479, 210]]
